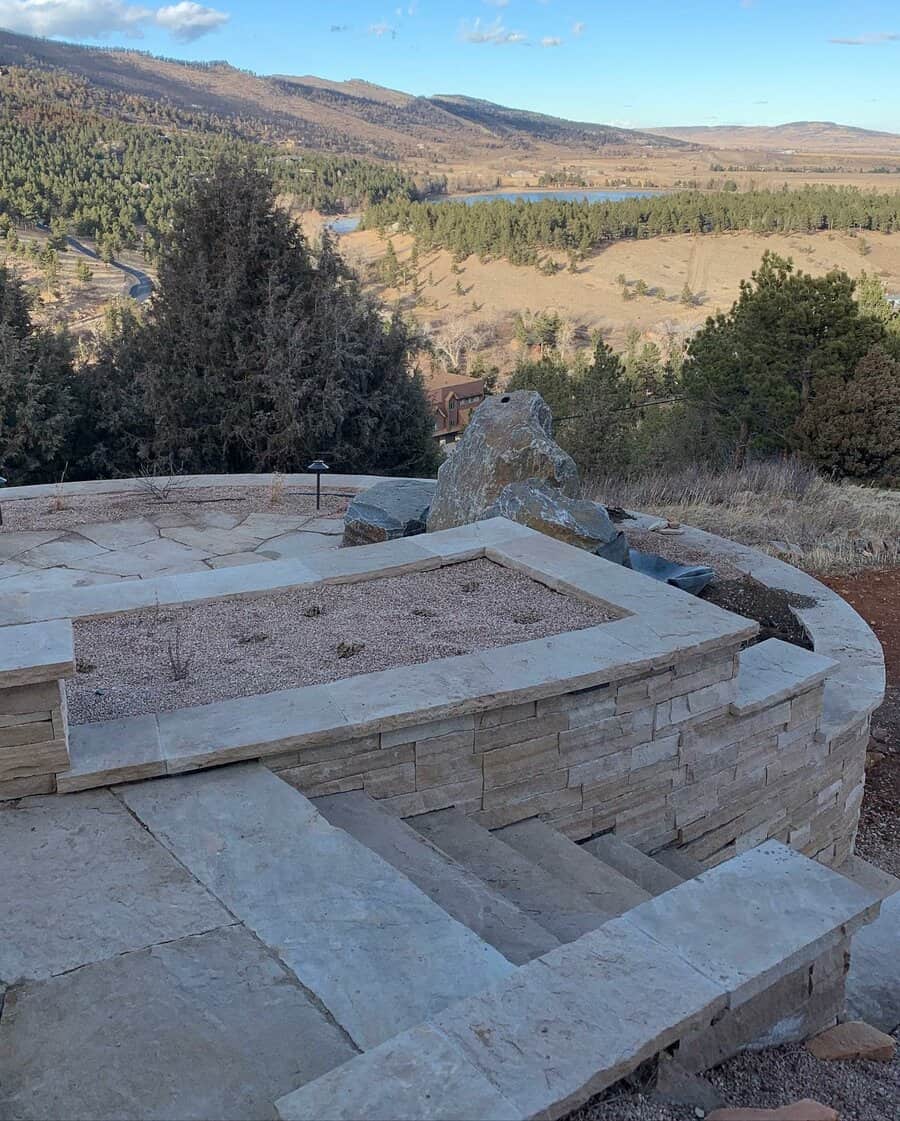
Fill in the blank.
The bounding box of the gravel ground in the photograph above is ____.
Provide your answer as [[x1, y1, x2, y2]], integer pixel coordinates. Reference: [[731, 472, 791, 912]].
[[67, 558, 615, 723], [0, 484, 346, 532], [568, 1032, 900, 1121]]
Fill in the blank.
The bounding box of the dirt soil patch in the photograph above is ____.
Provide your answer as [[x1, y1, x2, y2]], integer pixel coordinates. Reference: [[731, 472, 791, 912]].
[[701, 577, 816, 649], [567, 1032, 900, 1121], [67, 558, 616, 724], [1, 484, 347, 533]]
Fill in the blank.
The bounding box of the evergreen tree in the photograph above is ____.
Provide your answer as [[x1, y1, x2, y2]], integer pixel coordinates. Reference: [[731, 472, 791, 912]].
[[0, 265, 75, 484], [141, 156, 438, 476], [797, 347, 900, 480], [682, 253, 883, 463]]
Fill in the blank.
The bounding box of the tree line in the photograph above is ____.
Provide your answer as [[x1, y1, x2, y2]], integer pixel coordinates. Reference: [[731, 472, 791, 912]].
[[0, 67, 428, 259], [362, 186, 900, 264], [0, 157, 440, 486], [508, 256, 900, 482]]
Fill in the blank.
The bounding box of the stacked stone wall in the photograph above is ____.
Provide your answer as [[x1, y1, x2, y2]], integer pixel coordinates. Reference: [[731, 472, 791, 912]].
[[0, 679, 70, 799]]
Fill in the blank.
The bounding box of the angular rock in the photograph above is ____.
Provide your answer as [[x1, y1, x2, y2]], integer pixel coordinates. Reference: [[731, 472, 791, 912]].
[[483, 481, 628, 564], [652, 1054, 725, 1112], [806, 1020, 896, 1062], [427, 391, 578, 531], [343, 478, 436, 547], [708, 1102, 838, 1121]]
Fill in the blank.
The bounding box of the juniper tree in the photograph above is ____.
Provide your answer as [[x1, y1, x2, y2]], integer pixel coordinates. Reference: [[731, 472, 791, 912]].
[[141, 156, 438, 476]]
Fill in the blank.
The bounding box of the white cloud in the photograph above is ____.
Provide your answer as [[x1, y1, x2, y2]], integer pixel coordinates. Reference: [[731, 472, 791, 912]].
[[829, 31, 899, 46], [572, 21, 585, 37], [368, 20, 395, 38], [482, 0, 509, 7], [0, 0, 228, 40], [155, 2, 228, 40], [462, 16, 527, 45], [540, 35, 561, 47]]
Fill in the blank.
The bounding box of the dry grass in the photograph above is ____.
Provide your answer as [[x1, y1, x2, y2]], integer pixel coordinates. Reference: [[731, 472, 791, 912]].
[[589, 459, 900, 575]]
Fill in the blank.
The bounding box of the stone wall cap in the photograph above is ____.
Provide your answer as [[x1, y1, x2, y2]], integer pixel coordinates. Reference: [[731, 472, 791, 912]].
[[0, 619, 74, 688]]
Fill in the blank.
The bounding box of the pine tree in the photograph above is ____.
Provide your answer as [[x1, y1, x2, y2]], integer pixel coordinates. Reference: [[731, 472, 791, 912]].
[[0, 265, 75, 484]]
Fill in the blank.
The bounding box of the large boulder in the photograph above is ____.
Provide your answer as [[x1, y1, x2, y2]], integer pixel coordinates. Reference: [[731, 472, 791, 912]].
[[342, 478, 437, 547], [484, 481, 629, 565], [427, 391, 578, 532]]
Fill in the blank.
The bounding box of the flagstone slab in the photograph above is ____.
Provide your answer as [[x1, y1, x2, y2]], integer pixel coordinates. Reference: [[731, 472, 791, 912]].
[[257, 531, 341, 558], [58, 716, 165, 793], [0, 619, 73, 689], [0, 531, 62, 560], [0, 788, 231, 983], [75, 518, 160, 550], [205, 551, 270, 569], [0, 924, 357, 1121], [16, 535, 110, 568], [161, 526, 266, 555], [121, 764, 515, 1049]]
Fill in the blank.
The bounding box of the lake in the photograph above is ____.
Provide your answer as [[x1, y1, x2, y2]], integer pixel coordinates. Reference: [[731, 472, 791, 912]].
[[328, 188, 658, 235]]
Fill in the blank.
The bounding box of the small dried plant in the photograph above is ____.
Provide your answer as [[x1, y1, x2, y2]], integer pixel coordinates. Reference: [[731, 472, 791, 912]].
[[49, 463, 69, 512], [268, 472, 285, 508], [137, 465, 185, 504], [167, 628, 192, 682], [302, 604, 322, 618]]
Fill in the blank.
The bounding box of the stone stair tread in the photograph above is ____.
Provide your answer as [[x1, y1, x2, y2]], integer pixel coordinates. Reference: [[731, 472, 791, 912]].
[[314, 791, 558, 965], [276, 841, 880, 1121], [409, 808, 610, 943], [836, 854, 900, 901], [494, 818, 651, 915], [653, 847, 707, 881], [119, 763, 515, 1051], [583, 833, 684, 896], [731, 638, 836, 717]]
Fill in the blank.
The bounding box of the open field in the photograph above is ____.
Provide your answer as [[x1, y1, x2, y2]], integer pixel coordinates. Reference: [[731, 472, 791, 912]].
[[336, 226, 900, 360]]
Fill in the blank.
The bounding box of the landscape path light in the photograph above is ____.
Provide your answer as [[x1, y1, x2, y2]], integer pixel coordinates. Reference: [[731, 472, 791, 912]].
[[307, 460, 330, 510]]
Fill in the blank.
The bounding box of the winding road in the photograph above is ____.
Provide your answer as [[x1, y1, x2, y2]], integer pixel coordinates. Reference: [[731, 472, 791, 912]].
[[35, 224, 154, 301]]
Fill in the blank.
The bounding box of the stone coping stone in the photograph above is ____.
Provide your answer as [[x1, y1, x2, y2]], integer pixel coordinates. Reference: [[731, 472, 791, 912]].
[[625, 513, 885, 742], [120, 764, 515, 1050], [45, 522, 757, 791], [275, 842, 880, 1121], [731, 639, 838, 717], [623, 840, 881, 1009], [0, 472, 403, 503], [0, 619, 74, 688]]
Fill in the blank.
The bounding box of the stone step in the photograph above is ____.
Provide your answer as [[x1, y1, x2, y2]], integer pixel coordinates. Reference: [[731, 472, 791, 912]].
[[836, 854, 900, 901], [275, 842, 881, 1121], [494, 818, 651, 916], [119, 764, 515, 1052], [582, 833, 684, 896], [653, 847, 707, 881], [846, 892, 900, 1034], [313, 791, 558, 965], [408, 808, 609, 943]]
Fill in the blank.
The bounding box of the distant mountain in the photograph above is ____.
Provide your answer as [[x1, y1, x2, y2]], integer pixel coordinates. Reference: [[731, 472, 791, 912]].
[[646, 121, 900, 154], [0, 28, 686, 160]]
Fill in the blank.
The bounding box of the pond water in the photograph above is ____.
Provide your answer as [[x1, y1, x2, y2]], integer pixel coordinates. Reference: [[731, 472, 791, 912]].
[[328, 188, 659, 235]]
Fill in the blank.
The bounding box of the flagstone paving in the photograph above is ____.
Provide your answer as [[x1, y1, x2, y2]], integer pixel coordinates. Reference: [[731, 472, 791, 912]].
[[0, 509, 345, 592]]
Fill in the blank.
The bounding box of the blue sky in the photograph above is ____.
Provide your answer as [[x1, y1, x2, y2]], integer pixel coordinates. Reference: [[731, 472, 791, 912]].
[[1, 1, 899, 131]]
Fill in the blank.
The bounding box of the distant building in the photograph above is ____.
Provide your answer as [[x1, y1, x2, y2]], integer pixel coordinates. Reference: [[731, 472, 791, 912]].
[[426, 378, 486, 445]]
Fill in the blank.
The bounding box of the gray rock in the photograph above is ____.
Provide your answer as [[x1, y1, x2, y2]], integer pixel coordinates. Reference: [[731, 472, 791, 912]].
[[651, 1054, 725, 1112], [484, 481, 628, 564], [427, 392, 578, 532], [343, 478, 437, 548], [846, 891, 900, 1032]]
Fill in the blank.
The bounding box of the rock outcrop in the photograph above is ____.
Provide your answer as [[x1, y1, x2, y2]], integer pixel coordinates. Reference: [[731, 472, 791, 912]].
[[484, 481, 629, 565], [343, 478, 436, 547], [426, 392, 579, 532]]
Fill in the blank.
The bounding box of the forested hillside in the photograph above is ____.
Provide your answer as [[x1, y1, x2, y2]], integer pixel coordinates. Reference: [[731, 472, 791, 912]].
[[0, 69, 424, 255], [363, 187, 900, 263]]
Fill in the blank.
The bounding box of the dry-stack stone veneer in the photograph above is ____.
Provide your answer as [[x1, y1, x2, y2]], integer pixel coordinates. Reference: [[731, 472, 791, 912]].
[[0, 620, 74, 798], [0, 479, 885, 877]]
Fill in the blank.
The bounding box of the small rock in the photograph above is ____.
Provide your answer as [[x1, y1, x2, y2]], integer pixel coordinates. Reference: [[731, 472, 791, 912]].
[[654, 1054, 724, 1112], [870, 725, 889, 744], [343, 478, 436, 547], [806, 1019, 896, 1062], [707, 1100, 838, 1121], [336, 641, 365, 659]]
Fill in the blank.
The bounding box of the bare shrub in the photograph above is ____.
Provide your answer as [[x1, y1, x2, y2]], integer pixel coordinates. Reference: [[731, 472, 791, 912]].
[[136, 467, 186, 504]]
